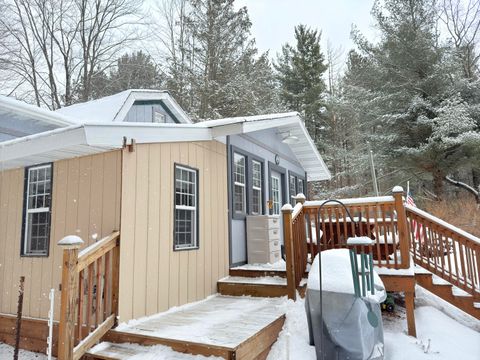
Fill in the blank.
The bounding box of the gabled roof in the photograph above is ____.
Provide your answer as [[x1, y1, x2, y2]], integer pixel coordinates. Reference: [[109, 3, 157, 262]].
[[196, 112, 331, 181], [56, 89, 192, 124], [0, 112, 331, 181], [0, 95, 74, 141]]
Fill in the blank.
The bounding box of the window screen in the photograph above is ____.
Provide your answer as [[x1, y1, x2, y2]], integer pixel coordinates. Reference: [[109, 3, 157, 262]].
[[251, 160, 262, 215], [233, 153, 246, 214]]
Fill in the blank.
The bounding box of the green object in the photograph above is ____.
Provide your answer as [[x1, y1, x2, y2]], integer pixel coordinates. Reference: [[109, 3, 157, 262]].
[[382, 293, 395, 313]]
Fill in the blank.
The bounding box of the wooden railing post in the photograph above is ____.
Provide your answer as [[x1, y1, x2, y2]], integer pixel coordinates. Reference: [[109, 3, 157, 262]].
[[58, 236, 84, 360], [295, 193, 306, 205], [393, 186, 410, 269], [282, 204, 297, 300], [111, 235, 120, 326]]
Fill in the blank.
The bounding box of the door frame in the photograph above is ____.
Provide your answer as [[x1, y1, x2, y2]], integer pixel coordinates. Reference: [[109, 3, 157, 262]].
[[267, 162, 287, 215]]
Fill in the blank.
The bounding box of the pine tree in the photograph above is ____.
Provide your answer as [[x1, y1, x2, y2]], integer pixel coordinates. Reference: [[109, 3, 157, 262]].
[[343, 0, 480, 198], [275, 25, 328, 144]]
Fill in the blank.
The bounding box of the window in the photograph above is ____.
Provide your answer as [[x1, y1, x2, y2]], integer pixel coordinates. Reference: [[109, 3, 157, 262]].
[[233, 153, 246, 214], [289, 174, 297, 204], [298, 178, 305, 195], [298, 179, 305, 195], [23, 164, 52, 256], [271, 175, 281, 215], [251, 160, 263, 215], [288, 172, 306, 205], [174, 165, 198, 250]]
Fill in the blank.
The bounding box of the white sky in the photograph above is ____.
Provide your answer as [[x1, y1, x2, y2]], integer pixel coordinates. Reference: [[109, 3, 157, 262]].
[[235, 0, 377, 59]]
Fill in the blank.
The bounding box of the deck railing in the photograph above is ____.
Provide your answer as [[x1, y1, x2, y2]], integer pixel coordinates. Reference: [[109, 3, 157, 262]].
[[406, 206, 480, 298], [57, 231, 120, 360], [283, 187, 410, 300]]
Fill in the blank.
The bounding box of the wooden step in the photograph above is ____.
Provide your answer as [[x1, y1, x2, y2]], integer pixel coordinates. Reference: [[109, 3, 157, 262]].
[[415, 272, 480, 319], [218, 276, 289, 297], [229, 268, 287, 278], [218, 276, 307, 298]]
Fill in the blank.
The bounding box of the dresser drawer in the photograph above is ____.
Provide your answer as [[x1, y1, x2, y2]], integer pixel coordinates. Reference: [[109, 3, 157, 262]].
[[269, 238, 281, 252]]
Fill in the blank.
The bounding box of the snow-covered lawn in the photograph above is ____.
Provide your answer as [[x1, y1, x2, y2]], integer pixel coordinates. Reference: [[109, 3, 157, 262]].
[[2, 287, 479, 360], [268, 288, 480, 360]]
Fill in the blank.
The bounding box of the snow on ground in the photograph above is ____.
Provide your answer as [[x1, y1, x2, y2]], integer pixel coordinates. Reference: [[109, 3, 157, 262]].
[[268, 290, 479, 360], [3, 286, 479, 360], [0, 343, 49, 359]]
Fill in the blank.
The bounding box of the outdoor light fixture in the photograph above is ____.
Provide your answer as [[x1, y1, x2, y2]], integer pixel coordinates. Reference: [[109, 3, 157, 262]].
[[281, 131, 299, 144]]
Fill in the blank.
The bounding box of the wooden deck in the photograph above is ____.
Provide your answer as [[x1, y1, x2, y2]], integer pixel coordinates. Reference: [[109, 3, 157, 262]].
[[87, 295, 286, 360]]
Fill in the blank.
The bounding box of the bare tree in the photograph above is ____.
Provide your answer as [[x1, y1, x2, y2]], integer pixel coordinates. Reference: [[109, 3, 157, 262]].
[[0, 0, 143, 108], [441, 0, 480, 79]]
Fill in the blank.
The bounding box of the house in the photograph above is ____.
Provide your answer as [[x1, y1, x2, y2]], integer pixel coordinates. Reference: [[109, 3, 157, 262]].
[[0, 90, 329, 329]]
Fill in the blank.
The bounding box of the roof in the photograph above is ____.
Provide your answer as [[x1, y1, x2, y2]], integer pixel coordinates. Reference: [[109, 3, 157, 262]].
[[56, 89, 192, 124], [196, 112, 331, 181], [0, 95, 74, 141], [0, 112, 331, 181]]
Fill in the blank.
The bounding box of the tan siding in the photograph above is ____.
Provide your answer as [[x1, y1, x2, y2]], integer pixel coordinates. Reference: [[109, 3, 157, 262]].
[[119, 141, 228, 321], [0, 151, 121, 320]]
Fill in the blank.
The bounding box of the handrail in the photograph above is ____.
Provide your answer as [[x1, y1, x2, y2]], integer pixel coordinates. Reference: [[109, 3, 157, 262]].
[[57, 231, 120, 360], [77, 231, 120, 271], [282, 188, 412, 299], [405, 206, 480, 298]]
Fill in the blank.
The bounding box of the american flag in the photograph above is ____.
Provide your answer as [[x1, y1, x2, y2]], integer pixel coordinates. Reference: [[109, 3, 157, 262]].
[[406, 191, 422, 240]]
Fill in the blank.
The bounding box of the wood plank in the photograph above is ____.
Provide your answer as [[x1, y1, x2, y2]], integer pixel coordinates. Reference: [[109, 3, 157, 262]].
[[102, 330, 234, 360], [146, 144, 160, 315], [234, 315, 285, 360], [73, 314, 115, 360], [379, 274, 415, 292], [77, 232, 120, 271], [217, 282, 289, 298]]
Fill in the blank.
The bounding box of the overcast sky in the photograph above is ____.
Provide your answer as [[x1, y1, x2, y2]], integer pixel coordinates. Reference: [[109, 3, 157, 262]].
[[235, 0, 377, 59]]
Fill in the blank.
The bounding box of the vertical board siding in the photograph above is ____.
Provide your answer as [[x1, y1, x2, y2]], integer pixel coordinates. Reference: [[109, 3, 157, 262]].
[[0, 151, 121, 320], [119, 141, 228, 321]]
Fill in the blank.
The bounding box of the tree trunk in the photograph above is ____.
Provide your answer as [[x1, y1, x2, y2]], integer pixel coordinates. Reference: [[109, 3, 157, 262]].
[[433, 169, 444, 200], [472, 168, 480, 190]]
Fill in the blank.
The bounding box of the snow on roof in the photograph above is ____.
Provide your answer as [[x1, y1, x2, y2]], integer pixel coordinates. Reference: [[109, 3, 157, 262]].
[[0, 95, 75, 141], [56, 89, 192, 124]]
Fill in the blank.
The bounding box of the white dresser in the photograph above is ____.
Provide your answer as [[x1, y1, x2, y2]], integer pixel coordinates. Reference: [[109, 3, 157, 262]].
[[246, 215, 281, 264]]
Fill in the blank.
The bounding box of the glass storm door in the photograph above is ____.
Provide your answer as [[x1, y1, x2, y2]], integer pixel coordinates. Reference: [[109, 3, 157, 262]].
[[271, 173, 282, 215]]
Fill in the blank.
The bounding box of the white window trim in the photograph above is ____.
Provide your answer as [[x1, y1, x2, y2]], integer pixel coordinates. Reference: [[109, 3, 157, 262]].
[[251, 160, 262, 215], [233, 153, 247, 214], [174, 165, 198, 250], [23, 164, 52, 256]]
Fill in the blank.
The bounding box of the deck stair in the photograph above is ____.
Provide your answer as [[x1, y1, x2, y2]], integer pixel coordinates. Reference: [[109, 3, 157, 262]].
[[218, 270, 307, 298], [414, 267, 480, 319]]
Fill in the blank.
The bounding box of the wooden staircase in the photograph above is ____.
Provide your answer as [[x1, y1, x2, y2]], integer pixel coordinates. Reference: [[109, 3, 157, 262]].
[[414, 268, 480, 319]]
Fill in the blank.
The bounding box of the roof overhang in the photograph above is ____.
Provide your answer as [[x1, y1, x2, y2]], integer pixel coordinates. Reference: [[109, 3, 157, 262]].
[[197, 113, 331, 181], [0, 111, 331, 181], [0, 122, 210, 171]]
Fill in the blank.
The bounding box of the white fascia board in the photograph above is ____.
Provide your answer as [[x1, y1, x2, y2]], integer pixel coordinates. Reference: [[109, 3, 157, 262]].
[[0, 126, 87, 162], [211, 122, 244, 138], [296, 120, 331, 181], [84, 123, 212, 147], [241, 115, 300, 133]]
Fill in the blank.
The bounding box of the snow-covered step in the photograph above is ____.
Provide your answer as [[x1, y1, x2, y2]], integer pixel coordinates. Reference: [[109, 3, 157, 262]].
[[474, 302, 480, 309], [217, 275, 290, 298], [431, 274, 452, 286], [451, 286, 473, 298]]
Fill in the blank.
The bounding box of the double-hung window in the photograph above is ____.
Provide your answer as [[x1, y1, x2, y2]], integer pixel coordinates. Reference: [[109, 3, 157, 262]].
[[288, 172, 306, 205], [233, 153, 246, 214], [23, 164, 52, 256], [251, 160, 263, 215], [174, 165, 198, 250], [289, 174, 297, 204]]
